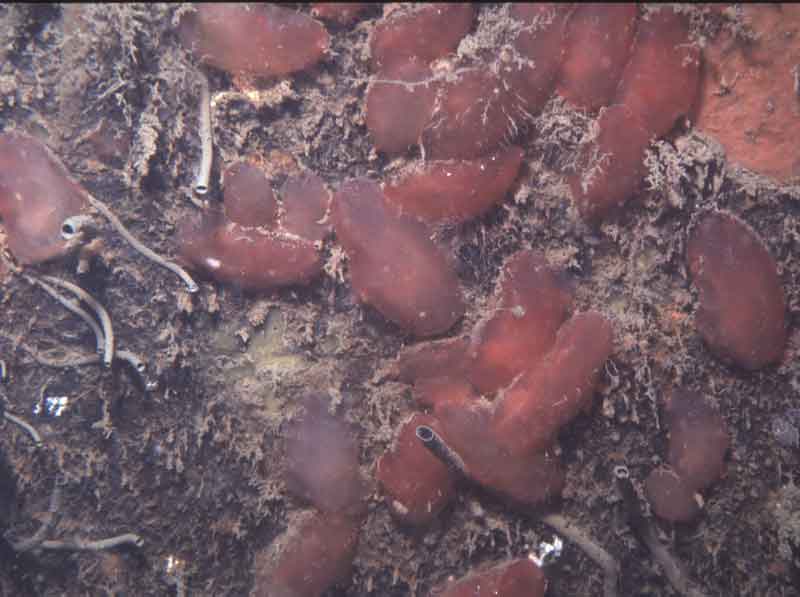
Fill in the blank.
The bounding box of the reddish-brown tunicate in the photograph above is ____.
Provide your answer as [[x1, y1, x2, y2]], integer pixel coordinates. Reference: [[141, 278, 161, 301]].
[[179, 162, 330, 290], [557, 3, 638, 111], [687, 211, 787, 370], [507, 3, 573, 113], [413, 376, 476, 411], [332, 178, 465, 337], [422, 69, 516, 160], [645, 390, 729, 522], [395, 337, 470, 385], [665, 391, 729, 491], [0, 132, 87, 265], [279, 173, 331, 242], [433, 399, 565, 508], [568, 104, 652, 222], [311, 2, 369, 25], [365, 59, 439, 156], [614, 7, 701, 139], [437, 558, 546, 597], [491, 311, 614, 456], [370, 4, 474, 73], [177, 217, 323, 290], [376, 413, 456, 527], [383, 147, 524, 224], [285, 395, 365, 516], [178, 3, 329, 79], [467, 251, 573, 395], [252, 511, 359, 597], [421, 4, 571, 160], [644, 467, 701, 523], [223, 161, 277, 227]]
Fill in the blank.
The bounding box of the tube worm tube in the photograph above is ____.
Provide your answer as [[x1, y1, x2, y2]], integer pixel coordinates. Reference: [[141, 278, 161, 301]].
[[194, 71, 212, 196], [332, 178, 465, 337], [415, 423, 467, 477], [85, 194, 199, 293]]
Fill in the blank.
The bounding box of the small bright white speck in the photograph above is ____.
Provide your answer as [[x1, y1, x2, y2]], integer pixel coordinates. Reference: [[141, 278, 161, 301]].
[[205, 257, 222, 270], [33, 396, 69, 417], [529, 535, 563, 567]]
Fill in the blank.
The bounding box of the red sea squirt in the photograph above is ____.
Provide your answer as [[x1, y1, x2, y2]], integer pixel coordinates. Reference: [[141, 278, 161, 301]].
[[369, 4, 474, 73], [383, 147, 524, 224], [467, 250, 573, 395], [375, 412, 456, 527], [178, 161, 329, 290], [310, 3, 369, 25], [279, 173, 330, 242], [251, 511, 359, 597], [568, 104, 652, 222], [332, 178, 465, 337], [178, 3, 329, 79], [177, 216, 322, 291], [437, 558, 546, 597], [557, 3, 638, 111], [433, 398, 565, 508], [666, 391, 729, 490], [687, 211, 787, 370], [284, 394, 365, 516], [645, 391, 729, 522], [644, 467, 701, 523], [614, 6, 701, 140], [506, 3, 572, 114], [223, 161, 277, 227], [490, 311, 614, 456], [0, 132, 87, 265], [365, 59, 439, 156], [394, 336, 470, 386], [421, 4, 571, 160]]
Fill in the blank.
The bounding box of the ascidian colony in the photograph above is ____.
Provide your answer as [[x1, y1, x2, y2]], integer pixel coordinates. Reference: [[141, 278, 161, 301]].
[[0, 4, 799, 597]]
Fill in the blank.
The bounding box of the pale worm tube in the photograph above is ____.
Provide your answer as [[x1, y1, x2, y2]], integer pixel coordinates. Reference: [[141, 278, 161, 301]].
[[415, 424, 467, 476], [41, 276, 114, 368], [60, 214, 97, 241], [85, 193, 199, 293], [24, 275, 105, 354], [194, 71, 212, 196]]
